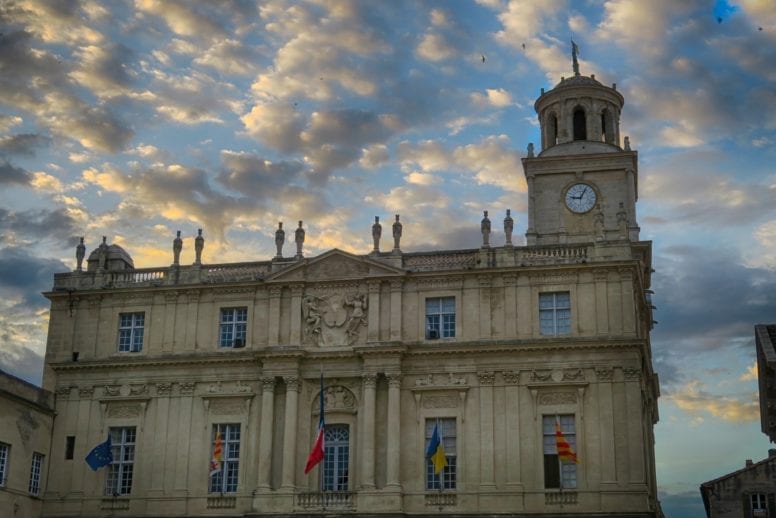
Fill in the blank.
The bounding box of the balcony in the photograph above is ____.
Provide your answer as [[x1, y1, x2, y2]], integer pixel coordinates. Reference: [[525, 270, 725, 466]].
[[425, 492, 457, 507], [545, 490, 577, 505]]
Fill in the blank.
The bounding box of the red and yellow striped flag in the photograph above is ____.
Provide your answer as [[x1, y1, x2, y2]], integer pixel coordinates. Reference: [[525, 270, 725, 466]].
[[555, 422, 578, 463], [209, 429, 223, 475]]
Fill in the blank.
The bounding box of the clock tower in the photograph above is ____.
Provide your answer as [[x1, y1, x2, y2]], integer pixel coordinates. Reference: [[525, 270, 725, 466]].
[[523, 65, 640, 246]]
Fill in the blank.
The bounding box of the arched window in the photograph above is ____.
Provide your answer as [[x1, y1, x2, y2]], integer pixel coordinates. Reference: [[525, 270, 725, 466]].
[[573, 108, 587, 140], [601, 110, 609, 143], [323, 424, 349, 491], [547, 113, 558, 146]]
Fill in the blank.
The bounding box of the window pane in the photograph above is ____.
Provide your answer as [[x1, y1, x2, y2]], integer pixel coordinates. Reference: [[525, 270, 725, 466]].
[[425, 297, 455, 339]]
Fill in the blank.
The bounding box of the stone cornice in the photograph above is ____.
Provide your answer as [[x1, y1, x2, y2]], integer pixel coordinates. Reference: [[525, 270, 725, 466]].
[[50, 352, 258, 372]]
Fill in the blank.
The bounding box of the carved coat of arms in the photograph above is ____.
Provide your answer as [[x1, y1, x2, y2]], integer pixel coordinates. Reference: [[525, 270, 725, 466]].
[[302, 292, 367, 346]]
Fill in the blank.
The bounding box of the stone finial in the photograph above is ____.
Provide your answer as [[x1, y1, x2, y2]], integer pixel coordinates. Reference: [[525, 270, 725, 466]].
[[371, 216, 381, 253], [527, 142, 535, 158], [275, 222, 285, 259], [194, 229, 204, 265], [294, 220, 305, 259], [503, 209, 514, 246], [172, 230, 182, 265], [624, 136, 631, 151], [481, 210, 491, 248], [75, 237, 85, 272], [392, 214, 402, 252]]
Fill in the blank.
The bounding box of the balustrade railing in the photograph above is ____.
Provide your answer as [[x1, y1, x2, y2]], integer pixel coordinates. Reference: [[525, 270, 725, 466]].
[[425, 492, 457, 506], [544, 490, 577, 505], [296, 491, 355, 509]]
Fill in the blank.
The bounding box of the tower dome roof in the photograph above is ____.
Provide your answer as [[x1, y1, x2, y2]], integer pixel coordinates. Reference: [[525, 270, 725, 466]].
[[86, 239, 135, 272]]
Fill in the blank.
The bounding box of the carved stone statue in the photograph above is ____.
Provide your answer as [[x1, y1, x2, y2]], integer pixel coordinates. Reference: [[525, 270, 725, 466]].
[[594, 205, 605, 241], [617, 202, 628, 238], [295, 220, 305, 259], [275, 222, 284, 258], [303, 291, 368, 346], [345, 293, 368, 339], [194, 229, 204, 265], [527, 142, 535, 158], [172, 230, 182, 265], [481, 210, 491, 248], [75, 237, 85, 271], [392, 214, 402, 252], [624, 136, 631, 151], [302, 296, 322, 340], [97, 236, 108, 271], [503, 209, 514, 246], [371, 216, 381, 253]]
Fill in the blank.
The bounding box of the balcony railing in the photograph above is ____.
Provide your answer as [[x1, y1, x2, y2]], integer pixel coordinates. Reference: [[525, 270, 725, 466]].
[[296, 491, 355, 509], [101, 497, 130, 510], [425, 492, 457, 507], [545, 490, 577, 505], [207, 495, 236, 509]]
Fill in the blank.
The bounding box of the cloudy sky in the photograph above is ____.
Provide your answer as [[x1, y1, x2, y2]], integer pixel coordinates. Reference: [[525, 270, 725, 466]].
[[1, 0, 775, 515]]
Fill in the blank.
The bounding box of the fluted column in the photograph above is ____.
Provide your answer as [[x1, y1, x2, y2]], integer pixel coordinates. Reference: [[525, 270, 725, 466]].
[[268, 287, 281, 346], [367, 281, 380, 342], [478, 371, 496, 488], [290, 285, 303, 345], [360, 373, 377, 488], [281, 377, 299, 489], [257, 377, 275, 489], [385, 374, 402, 489]]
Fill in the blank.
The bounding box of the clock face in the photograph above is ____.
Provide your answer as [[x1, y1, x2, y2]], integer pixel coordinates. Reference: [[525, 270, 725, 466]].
[[565, 183, 597, 213]]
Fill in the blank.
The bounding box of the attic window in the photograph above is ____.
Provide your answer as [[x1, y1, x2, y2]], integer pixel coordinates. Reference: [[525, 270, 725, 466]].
[[573, 108, 587, 141]]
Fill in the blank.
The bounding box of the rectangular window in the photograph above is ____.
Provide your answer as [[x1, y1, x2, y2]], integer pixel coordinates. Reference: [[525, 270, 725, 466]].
[[425, 297, 455, 339], [106, 427, 136, 496], [65, 436, 75, 460], [29, 452, 44, 496], [0, 443, 9, 487], [323, 424, 349, 491], [219, 307, 247, 348], [539, 292, 571, 336], [751, 493, 767, 512], [118, 312, 145, 352], [543, 414, 577, 489], [425, 418, 456, 491], [209, 423, 240, 493]]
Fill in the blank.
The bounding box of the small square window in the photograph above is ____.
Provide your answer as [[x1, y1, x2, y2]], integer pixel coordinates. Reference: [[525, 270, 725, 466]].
[[219, 307, 247, 348], [118, 312, 145, 352], [425, 297, 455, 339]]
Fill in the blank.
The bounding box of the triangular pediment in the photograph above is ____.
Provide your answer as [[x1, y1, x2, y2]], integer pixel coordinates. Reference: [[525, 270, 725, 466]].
[[265, 249, 405, 283]]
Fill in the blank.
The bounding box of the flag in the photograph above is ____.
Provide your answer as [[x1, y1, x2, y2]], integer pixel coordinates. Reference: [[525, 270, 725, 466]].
[[571, 39, 580, 57], [555, 422, 578, 464], [304, 372, 325, 474], [209, 429, 223, 476], [85, 435, 113, 471], [425, 421, 447, 474]]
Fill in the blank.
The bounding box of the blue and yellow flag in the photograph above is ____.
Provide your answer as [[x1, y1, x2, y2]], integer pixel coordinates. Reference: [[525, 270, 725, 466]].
[[425, 421, 447, 474]]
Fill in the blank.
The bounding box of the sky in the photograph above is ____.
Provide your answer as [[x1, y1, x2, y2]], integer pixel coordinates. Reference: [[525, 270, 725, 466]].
[[0, 0, 775, 515]]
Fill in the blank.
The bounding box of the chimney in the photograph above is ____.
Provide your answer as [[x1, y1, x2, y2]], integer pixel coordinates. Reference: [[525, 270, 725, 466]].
[[746, 459, 753, 467], [769, 449, 776, 458]]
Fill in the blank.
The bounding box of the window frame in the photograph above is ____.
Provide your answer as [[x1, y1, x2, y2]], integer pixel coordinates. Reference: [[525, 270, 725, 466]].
[[65, 436, 75, 460], [323, 424, 350, 491], [424, 417, 457, 491], [539, 291, 571, 336], [28, 452, 44, 496], [425, 296, 456, 340], [117, 312, 145, 353], [0, 442, 9, 487], [218, 307, 248, 348], [542, 414, 577, 489], [106, 426, 136, 496], [209, 423, 241, 494]]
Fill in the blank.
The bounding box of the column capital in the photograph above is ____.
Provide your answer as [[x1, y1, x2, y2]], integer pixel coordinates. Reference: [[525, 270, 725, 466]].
[[367, 280, 382, 293], [269, 286, 282, 298], [386, 373, 402, 388], [362, 373, 378, 388], [477, 371, 496, 385], [261, 377, 276, 392], [284, 376, 299, 391]]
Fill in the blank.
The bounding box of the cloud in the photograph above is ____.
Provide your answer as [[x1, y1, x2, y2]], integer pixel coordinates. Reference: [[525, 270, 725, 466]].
[[663, 379, 759, 422], [0, 133, 51, 157], [0, 115, 23, 133], [0, 208, 79, 245], [0, 160, 32, 185], [69, 43, 137, 98], [217, 150, 305, 192]]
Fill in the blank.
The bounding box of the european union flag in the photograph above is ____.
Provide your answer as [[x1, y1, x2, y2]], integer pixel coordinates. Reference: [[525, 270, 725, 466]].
[[85, 436, 113, 471]]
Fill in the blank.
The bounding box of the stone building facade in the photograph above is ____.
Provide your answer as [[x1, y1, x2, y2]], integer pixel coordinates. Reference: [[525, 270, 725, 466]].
[[756, 324, 776, 443], [0, 369, 55, 518], [700, 451, 776, 518], [38, 70, 661, 517]]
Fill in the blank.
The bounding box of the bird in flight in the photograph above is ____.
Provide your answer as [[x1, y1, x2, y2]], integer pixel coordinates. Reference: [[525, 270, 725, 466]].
[[481, 54, 486, 63]]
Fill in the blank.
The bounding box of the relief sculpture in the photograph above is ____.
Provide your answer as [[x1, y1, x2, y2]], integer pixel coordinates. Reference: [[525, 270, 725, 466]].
[[302, 291, 367, 346]]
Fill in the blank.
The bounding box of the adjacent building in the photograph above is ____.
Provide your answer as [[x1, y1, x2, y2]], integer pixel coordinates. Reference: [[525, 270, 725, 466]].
[[37, 67, 661, 516], [0, 369, 55, 518], [756, 324, 776, 443], [700, 451, 776, 518]]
